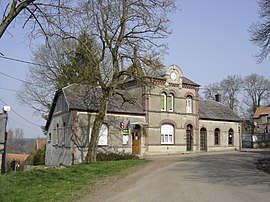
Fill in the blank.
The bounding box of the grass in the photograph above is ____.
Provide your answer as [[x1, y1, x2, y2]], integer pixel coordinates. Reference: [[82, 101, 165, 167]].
[[0, 159, 149, 202]]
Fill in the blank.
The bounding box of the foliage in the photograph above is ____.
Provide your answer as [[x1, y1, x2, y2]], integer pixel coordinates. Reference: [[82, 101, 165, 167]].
[[96, 151, 139, 161], [32, 145, 46, 166], [0, 159, 148, 202]]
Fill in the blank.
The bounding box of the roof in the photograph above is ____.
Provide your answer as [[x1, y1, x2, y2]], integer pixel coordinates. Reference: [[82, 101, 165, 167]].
[[253, 106, 270, 118], [182, 76, 200, 87], [63, 84, 144, 114], [199, 100, 241, 122], [45, 84, 145, 131], [6, 153, 30, 162]]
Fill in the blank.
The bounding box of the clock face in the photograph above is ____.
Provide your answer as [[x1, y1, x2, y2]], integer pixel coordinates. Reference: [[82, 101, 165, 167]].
[[170, 72, 177, 80]]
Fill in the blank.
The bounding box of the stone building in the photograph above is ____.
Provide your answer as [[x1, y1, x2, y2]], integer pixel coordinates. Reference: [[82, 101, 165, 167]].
[[45, 65, 241, 165]]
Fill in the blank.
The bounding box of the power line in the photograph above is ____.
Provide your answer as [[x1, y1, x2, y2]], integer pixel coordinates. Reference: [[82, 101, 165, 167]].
[[0, 87, 19, 93], [0, 97, 41, 127], [0, 71, 32, 85], [0, 55, 46, 67]]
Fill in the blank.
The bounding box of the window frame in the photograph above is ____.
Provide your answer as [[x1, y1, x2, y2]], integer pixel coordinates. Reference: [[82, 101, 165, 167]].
[[161, 92, 167, 111], [228, 128, 234, 145], [168, 93, 174, 112], [214, 128, 220, 145], [186, 95, 193, 113], [161, 124, 174, 144]]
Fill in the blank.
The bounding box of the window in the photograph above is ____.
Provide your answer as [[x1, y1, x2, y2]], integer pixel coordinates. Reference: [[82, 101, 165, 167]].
[[161, 124, 174, 144], [261, 115, 268, 124], [161, 92, 167, 111], [99, 124, 108, 145], [186, 96, 192, 113], [56, 124, 59, 145], [168, 93, 174, 111], [214, 128, 220, 145], [62, 122, 66, 145], [228, 129, 234, 145], [48, 133, 52, 143]]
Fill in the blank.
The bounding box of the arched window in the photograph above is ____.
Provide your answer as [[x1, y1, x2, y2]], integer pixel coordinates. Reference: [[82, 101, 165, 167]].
[[214, 128, 220, 145], [200, 128, 207, 151], [228, 129, 234, 145], [161, 124, 174, 144], [186, 124, 193, 151], [186, 96, 192, 113], [168, 93, 174, 112], [99, 124, 108, 146], [161, 92, 167, 111]]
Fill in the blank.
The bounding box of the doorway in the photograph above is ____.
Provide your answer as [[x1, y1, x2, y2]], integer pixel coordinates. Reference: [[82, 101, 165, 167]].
[[186, 124, 193, 151], [200, 128, 207, 151], [132, 124, 141, 154]]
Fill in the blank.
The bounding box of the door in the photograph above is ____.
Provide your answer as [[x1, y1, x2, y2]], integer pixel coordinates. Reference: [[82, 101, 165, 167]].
[[132, 130, 141, 154], [200, 128, 207, 151], [186, 124, 193, 151]]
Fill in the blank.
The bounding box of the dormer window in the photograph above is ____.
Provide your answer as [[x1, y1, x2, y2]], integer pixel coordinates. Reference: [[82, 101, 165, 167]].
[[261, 114, 268, 124]]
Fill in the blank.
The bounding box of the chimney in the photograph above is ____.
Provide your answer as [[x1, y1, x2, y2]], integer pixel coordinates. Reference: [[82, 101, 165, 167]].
[[215, 93, 221, 102]]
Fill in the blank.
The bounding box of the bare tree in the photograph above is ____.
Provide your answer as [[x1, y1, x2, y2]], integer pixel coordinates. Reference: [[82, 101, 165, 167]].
[[17, 34, 99, 119], [220, 75, 242, 111], [0, 0, 65, 39], [203, 75, 242, 112], [35, 0, 175, 162], [242, 73, 270, 113], [250, 0, 270, 62]]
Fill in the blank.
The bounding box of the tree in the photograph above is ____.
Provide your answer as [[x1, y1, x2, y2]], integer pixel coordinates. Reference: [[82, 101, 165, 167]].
[[242, 73, 270, 113], [203, 75, 242, 111], [35, 0, 176, 162], [250, 0, 270, 62], [17, 34, 99, 119], [0, 1, 63, 40]]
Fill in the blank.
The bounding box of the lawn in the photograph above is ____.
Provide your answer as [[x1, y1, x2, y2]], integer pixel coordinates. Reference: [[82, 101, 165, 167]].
[[0, 159, 148, 202]]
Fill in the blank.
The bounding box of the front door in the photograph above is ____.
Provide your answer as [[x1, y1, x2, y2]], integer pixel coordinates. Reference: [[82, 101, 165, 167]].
[[132, 130, 141, 154]]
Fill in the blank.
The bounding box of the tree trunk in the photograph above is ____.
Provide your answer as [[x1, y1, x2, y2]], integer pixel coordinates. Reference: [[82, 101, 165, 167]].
[[85, 90, 110, 162]]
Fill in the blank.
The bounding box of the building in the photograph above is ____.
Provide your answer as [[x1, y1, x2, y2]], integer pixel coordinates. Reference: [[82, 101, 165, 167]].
[[253, 106, 270, 133], [45, 65, 241, 165]]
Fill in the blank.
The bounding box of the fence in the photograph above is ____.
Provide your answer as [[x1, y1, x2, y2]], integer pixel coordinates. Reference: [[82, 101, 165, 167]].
[[242, 133, 270, 148]]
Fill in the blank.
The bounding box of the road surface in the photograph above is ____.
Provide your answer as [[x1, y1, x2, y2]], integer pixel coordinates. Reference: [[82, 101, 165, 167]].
[[79, 150, 270, 202]]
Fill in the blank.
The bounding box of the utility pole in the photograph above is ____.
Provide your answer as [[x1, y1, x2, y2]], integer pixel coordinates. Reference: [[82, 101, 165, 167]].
[[1, 106, 10, 174]]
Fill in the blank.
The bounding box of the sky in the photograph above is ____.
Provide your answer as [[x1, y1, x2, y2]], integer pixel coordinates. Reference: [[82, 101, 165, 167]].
[[0, 0, 269, 138]]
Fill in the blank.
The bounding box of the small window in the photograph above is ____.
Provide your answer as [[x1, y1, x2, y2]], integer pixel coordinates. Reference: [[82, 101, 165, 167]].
[[214, 128, 220, 145], [99, 124, 108, 146], [56, 124, 59, 145], [62, 122, 66, 145], [168, 93, 174, 112], [161, 92, 167, 111], [186, 96, 192, 113], [228, 129, 234, 145], [161, 124, 174, 144], [48, 133, 52, 143]]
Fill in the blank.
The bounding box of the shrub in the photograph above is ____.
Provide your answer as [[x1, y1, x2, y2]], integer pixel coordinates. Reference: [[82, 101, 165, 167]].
[[96, 151, 139, 161]]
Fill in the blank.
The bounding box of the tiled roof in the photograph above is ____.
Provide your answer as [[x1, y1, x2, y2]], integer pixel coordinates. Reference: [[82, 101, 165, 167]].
[[63, 84, 145, 115], [199, 100, 241, 122], [6, 153, 29, 162], [253, 106, 270, 118]]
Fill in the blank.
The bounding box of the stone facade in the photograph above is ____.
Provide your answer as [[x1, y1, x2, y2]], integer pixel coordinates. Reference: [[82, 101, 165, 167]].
[[45, 65, 241, 166]]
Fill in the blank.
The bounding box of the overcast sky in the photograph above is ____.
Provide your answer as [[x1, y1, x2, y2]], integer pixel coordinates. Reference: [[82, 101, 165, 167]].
[[0, 0, 269, 138]]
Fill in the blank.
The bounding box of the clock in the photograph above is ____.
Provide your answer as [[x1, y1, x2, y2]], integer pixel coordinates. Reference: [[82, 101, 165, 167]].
[[170, 72, 177, 80]]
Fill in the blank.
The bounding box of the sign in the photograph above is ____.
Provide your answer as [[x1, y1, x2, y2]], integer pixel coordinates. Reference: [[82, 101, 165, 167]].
[[120, 122, 125, 129]]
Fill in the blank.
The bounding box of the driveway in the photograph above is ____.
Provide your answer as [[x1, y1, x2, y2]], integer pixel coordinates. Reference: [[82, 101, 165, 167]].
[[79, 150, 270, 202]]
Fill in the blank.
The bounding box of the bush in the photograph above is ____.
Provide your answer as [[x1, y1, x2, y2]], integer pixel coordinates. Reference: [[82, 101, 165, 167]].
[[96, 151, 139, 161]]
